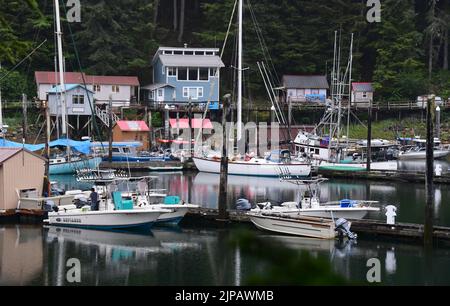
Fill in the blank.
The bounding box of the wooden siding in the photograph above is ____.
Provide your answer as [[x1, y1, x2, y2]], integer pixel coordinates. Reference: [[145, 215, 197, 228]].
[[113, 126, 149, 150], [0, 152, 45, 211]]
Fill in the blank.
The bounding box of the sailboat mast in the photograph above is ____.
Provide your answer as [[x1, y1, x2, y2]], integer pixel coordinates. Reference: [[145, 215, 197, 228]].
[[237, 0, 243, 141], [346, 33, 354, 145], [0, 62, 3, 130], [54, 0, 67, 136]]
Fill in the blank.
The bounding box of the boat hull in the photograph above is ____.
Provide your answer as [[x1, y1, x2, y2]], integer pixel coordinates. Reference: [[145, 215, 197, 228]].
[[193, 157, 311, 177], [49, 157, 102, 175], [249, 214, 336, 239], [398, 150, 450, 160], [104, 156, 171, 162], [282, 208, 377, 220], [318, 160, 398, 172], [46, 209, 162, 230]]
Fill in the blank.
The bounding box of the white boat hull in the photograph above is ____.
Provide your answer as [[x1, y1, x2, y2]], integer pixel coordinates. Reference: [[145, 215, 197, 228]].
[[248, 213, 336, 239], [137, 204, 198, 225], [279, 207, 378, 220], [46, 209, 163, 229], [398, 150, 450, 160], [193, 157, 311, 177]]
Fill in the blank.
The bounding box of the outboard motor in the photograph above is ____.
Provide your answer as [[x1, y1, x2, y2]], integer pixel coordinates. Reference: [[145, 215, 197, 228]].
[[43, 200, 59, 212], [335, 218, 357, 240], [236, 198, 252, 211]]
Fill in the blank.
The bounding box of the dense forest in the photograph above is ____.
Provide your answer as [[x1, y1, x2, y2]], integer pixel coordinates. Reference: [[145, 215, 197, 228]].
[[1, 0, 450, 103]]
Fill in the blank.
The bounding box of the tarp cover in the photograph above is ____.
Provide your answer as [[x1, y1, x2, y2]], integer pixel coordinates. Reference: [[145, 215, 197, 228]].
[[0, 138, 92, 154]]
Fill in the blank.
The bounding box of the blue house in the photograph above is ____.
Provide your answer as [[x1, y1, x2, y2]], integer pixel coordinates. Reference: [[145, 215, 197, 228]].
[[47, 84, 94, 116], [145, 46, 225, 109]]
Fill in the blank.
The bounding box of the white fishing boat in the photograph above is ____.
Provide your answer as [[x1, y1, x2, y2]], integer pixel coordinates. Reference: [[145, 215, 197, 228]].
[[44, 190, 170, 230], [248, 212, 356, 240], [193, 150, 311, 177]]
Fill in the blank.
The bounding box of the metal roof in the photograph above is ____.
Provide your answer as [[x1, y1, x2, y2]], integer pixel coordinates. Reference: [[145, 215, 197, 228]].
[[35, 71, 140, 86], [0, 147, 46, 164], [282, 75, 329, 89], [116, 121, 150, 132], [48, 84, 94, 94], [141, 83, 175, 91], [352, 82, 374, 92], [158, 55, 225, 68]]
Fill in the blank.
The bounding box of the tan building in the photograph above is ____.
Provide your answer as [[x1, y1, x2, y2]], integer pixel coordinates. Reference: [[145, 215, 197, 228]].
[[0, 148, 46, 214], [113, 120, 150, 150]]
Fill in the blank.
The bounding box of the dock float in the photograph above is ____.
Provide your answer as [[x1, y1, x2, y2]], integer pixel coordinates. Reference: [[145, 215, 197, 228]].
[[183, 208, 450, 243], [318, 169, 450, 185]]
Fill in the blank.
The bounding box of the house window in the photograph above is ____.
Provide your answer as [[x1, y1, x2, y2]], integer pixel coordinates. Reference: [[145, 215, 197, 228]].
[[174, 50, 183, 55], [149, 91, 154, 99], [199, 68, 209, 81], [112, 85, 120, 93], [206, 52, 214, 56], [73, 95, 85, 104], [188, 67, 198, 81], [168, 67, 177, 76], [209, 68, 217, 77], [93, 84, 101, 92], [184, 51, 194, 55], [362, 92, 368, 98], [178, 68, 188, 81], [183, 87, 203, 100], [195, 51, 204, 55], [158, 89, 163, 97]]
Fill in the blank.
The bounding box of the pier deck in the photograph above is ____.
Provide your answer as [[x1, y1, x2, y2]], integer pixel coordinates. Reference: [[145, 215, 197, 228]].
[[182, 207, 450, 243]]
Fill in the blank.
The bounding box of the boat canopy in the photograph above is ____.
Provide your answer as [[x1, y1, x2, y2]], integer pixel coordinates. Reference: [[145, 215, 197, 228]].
[[0, 138, 92, 154]]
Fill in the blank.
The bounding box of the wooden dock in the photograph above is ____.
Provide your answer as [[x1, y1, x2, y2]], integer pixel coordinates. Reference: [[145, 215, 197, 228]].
[[182, 207, 450, 243], [318, 169, 450, 184]]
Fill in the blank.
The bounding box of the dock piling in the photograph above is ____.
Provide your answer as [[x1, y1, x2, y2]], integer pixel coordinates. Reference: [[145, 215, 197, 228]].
[[424, 95, 435, 247], [218, 94, 231, 220]]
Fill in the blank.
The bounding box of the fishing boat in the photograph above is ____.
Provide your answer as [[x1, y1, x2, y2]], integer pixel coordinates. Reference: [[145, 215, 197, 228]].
[[246, 177, 380, 220], [193, 149, 311, 177], [91, 141, 174, 162], [44, 191, 170, 230], [247, 212, 356, 240], [397, 138, 450, 160]]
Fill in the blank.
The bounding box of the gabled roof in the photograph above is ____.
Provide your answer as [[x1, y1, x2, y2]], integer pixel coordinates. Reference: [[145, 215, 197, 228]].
[[157, 55, 225, 68], [48, 84, 94, 94], [115, 121, 150, 132], [0, 147, 46, 164], [35, 71, 140, 86], [352, 82, 374, 92], [282, 75, 329, 89], [142, 83, 175, 91]]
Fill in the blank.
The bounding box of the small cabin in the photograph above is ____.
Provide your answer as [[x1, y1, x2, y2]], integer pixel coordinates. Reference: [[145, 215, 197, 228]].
[[351, 82, 374, 106], [113, 121, 150, 150], [282, 75, 329, 103], [47, 84, 94, 116], [146, 46, 225, 108]]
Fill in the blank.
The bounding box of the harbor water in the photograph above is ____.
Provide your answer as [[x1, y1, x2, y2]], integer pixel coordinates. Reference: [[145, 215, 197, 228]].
[[2, 161, 450, 285]]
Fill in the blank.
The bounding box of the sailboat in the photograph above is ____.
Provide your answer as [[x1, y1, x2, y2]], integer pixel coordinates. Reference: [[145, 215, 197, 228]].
[[192, 0, 311, 178], [48, 0, 101, 175]]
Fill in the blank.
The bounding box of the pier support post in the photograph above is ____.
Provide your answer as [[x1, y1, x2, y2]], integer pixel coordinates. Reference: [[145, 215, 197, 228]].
[[218, 94, 231, 220], [108, 95, 113, 163], [436, 106, 441, 140], [366, 99, 372, 171], [424, 95, 435, 247]]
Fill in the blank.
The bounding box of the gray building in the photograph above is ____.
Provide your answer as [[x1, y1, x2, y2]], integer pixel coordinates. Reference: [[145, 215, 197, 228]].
[[282, 75, 329, 103], [48, 84, 94, 116]]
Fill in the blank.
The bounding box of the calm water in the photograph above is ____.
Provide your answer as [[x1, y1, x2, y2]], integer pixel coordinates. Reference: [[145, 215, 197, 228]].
[[2, 161, 450, 286]]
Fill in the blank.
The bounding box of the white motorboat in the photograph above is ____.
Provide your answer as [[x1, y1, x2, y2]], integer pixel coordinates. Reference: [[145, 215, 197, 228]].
[[44, 190, 171, 230], [397, 137, 450, 160], [318, 160, 398, 172], [193, 150, 311, 177], [246, 177, 380, 220]]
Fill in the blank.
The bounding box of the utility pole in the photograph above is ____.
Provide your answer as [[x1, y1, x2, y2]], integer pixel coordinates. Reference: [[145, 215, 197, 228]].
[[218, 94, 231, 220], [108, 95, 113, 163], [366, 99, 372, 172], [424, 95, 435, 247]]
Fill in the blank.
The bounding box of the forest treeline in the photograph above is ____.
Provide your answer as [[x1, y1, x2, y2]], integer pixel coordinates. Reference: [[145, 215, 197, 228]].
[[1, 0, 450, 102]]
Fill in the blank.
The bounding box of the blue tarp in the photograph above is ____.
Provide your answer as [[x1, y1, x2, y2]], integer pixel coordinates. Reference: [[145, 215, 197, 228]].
[[0, 138, 92, 154]]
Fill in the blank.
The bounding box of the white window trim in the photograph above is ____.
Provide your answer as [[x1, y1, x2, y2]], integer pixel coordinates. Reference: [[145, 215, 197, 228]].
[[182, 87, 204, 100]]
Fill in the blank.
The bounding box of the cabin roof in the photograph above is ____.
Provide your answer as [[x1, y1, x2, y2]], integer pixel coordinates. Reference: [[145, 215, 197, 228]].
[[157, 54, 225, 68], [115, 120, 150, 132], [48, 84, 94, 94], [35, 71, 140, 86], [0, 148, 46, 164], [282, 75, 329, 89], [352, 82, 374, 92], [169, 118, 213, 129]]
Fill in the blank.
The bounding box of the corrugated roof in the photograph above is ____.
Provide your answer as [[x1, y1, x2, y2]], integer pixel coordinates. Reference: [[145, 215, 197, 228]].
[[35, 71, 140, 86], [282, 75, 329, 89], [158, 55, 225, 68], [169, 118, 213, 129], [352, 82, 374, 92], [116, 121, 150, 132]]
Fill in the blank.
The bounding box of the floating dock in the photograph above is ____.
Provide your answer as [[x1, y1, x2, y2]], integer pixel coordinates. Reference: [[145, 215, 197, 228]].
[[182, 207, 450, 244]]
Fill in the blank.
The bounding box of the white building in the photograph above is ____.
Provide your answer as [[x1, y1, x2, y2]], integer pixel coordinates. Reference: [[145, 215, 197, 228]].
[[35, 71, 140, 107], [282, 75, 329, 103]]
